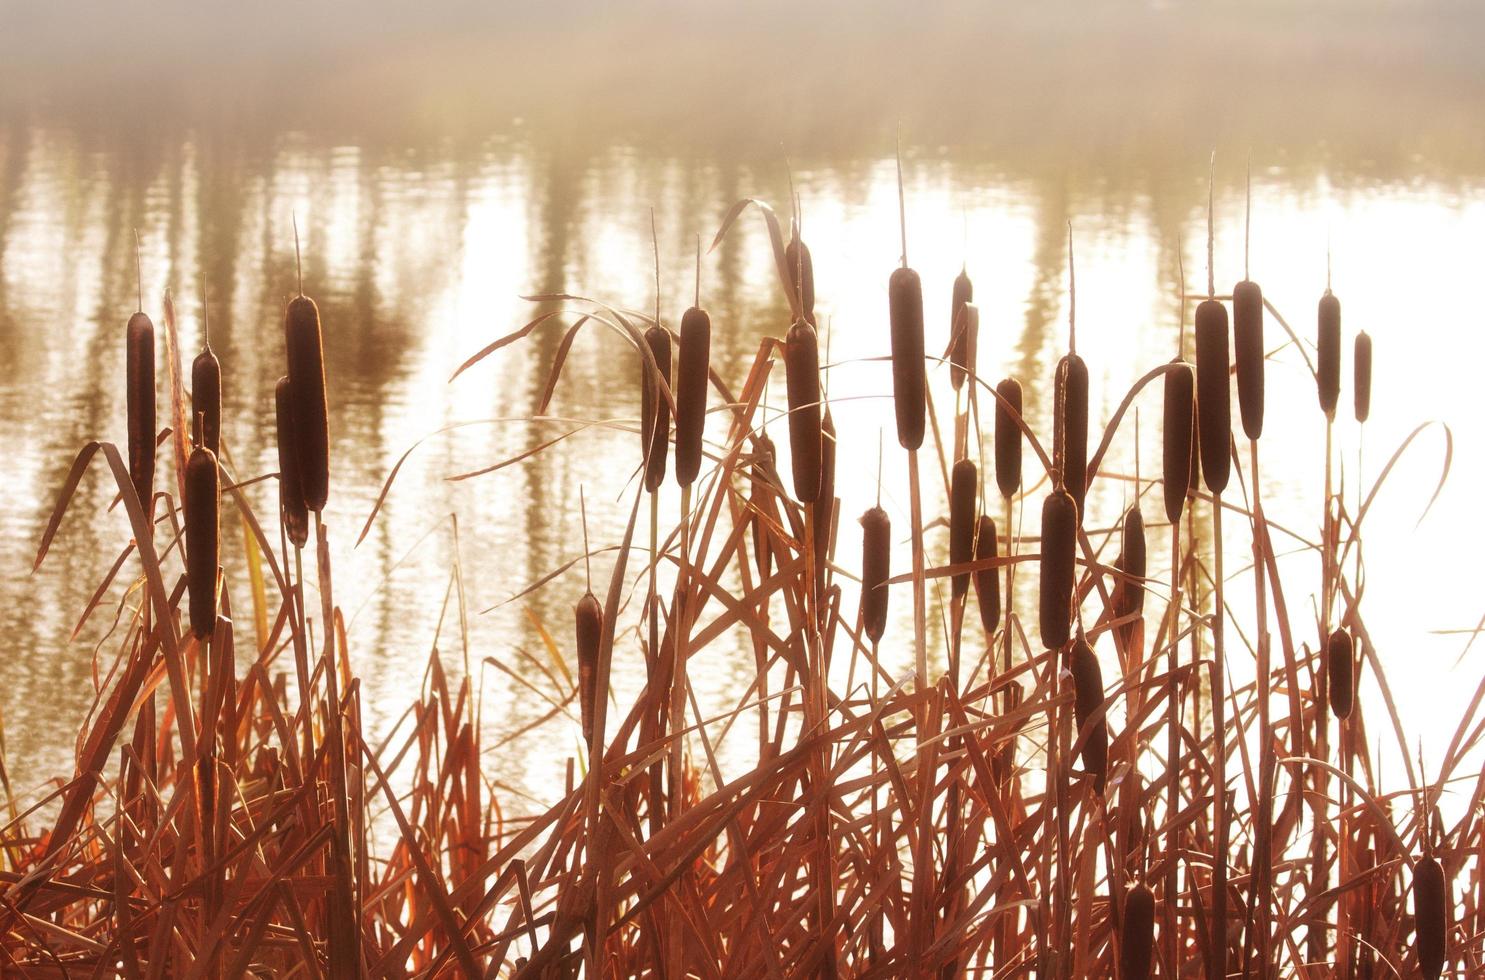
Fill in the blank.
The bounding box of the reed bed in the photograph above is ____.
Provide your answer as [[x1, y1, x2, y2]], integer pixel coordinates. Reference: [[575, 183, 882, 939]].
[[4, 173, 1482, 980]]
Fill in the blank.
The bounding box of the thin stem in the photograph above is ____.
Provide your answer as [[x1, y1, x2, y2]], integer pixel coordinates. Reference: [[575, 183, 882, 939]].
[[292, 213, 303, 297], [133, 229, 143, 313], [895, 125, 908, 269]]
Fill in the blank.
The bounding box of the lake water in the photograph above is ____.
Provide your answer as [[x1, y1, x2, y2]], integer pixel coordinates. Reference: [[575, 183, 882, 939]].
[[3, 3, 1484, 806]]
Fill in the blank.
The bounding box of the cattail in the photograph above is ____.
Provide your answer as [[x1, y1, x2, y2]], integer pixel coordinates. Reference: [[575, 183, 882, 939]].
[[1070, 636, 1107, 791], [1327, 628, 1355, 720], [191, 345, 221, 456], [1162, 360, 1195, 523], [949, 269, 974, 390], [751, 433, 776, 579], [575, 591, 603, 746], [275, 377, 309, 549], [860, 506, 891, 644], [674, 306, 711, 487], [949, 459, 977, 598], [1413, 856, 1447, 979], [1120, 882, 1156, 980], [1039, 488, 1077, 650], [973, 515, 999, 637], [1233, 279, 1264, 440], [995, 378, 1023, 500], [1115, 505, 1146, 651], [1194, 299, 1231, 495], [813, 410, 837, 590], [1354, 330, 1372, 424], [184, 445, 219, 641], [888, 266, 926, 451], [1053, 354, 1090, 515], [126, 312, 156, 511], [640, 326, 671, 492], [784, 320, 822, 503], [284, 295, 329, 512], [785, 230, 815, 325], [1317, 290, 1342, 417]]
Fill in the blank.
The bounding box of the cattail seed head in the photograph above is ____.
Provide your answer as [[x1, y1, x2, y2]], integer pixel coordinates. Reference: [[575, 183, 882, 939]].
[[1317, 290, 1342, 417], [575, 592, 603, 747], [784, 320, 822, 503], [1194, 299, 1231, 495], [185, 445, 219, 641], [1070, 636, 1107, 791], [1327, 628, 1355, 720], [1233, 279, 1265, 440], [1354, 330, 1372, 424], [785, 232, 816, 326], [888, 266, 926, 451], [284, 295, 329, 512], [949, 459, 977, 598], [191, 346, 222, 455], [641, 326, 671, 492], [1120, 882, 1156, 980], [973, 515, 999, 638], [275, 377, 310, 549], [995, 378, 1023, 500], [1053, 354, 1090, 516], [949, 270, 975, 391], [1413, 856, 1447, 980], [860, 506, 891, 644], [1116, 505, 1147, 651], [1162, 360, 1195, 524], [126, 312, 156, 512], [1039, 488, 1077, 650], [674, 306, 711, 487]]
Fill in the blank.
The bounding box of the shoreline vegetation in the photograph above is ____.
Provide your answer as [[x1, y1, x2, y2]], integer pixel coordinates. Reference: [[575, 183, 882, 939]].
[[4, 154, 1478, 976]]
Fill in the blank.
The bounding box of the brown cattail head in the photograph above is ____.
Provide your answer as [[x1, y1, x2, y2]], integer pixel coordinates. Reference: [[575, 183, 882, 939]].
[[1327, 628, 1355, 720], [751, 432, 776, 579], [888, 266, 926, 451], [1053, 354, 1090, 516], [126, 312, 156, 512], [1115, 505, 1147, 650], [1317, 290, 1342, 417], [184, 445, 219, 641], [1039, 487, 1077, 650], [1413, 855, 1447, 980], [949, 459, 977, 598], [274, 377, 310, 549], [674, 306, 711, 487], [1070, 635, 1107, 792], [1354, 330, 1372, 424], [575, 591, 603, 747], [284, 295, 329, 512], [813, 409, 837, 592], [1162, 359, 1195, 524], [1233, 279, 1265, 440], [995, 378, 1023, 500], [785, 231, 815, 326], [784, 320, 822, 503], [1194, 298, 1231, 495], [973, 514, 999, 638], [1120, 882, 1156, 980], [640, 325, 672, 492], [860, 506, 891, 644], [949, 270, 975, 390], [191, 346, 222, 455]]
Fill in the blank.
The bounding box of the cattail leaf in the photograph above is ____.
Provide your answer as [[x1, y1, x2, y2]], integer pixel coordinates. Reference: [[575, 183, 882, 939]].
[[709, 197, 800, 319], [534, 316, 592, 415]]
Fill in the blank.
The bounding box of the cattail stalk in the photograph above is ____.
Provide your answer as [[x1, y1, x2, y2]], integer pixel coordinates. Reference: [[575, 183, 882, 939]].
[[784, 320, 822, 503], [126, 312, 156, 517], [275, 378, 310, 549], [674, 305, 711, 487], [641, 326, 672, 492]]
